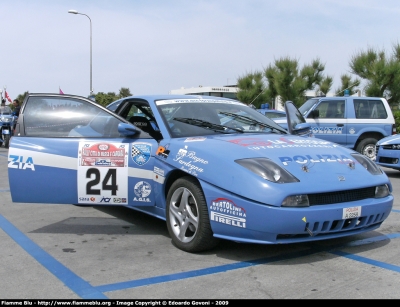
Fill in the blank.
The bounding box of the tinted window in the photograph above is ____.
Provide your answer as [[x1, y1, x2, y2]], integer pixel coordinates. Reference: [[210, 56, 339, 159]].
[[313, 100, 345, 119], [354, 99, 387, 119]]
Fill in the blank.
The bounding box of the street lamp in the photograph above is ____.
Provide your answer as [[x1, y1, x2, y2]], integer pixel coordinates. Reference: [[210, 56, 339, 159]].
[[68, 9, 93, 97]]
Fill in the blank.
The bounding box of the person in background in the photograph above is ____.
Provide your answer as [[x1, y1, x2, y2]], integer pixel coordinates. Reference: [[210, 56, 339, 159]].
[[1, 99, 6, 114], [12, 99, 21, 117]]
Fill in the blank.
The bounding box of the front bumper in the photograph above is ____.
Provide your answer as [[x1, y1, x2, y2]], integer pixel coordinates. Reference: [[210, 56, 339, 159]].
[[201, 180, 393, 244], [376, 145, 400, 170]]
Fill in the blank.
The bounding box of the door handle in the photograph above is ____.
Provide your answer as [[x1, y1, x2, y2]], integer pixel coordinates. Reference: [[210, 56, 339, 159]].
[[337, 124, 344, 127]]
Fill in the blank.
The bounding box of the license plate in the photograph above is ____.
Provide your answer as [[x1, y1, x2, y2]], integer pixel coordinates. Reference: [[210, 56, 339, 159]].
[[2, 129, 9, 135], [342, 206, 361, 219]]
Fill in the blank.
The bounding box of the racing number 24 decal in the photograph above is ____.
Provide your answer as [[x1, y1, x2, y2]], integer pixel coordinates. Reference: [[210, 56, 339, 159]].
[[78, 142, 128, 204], [86, 168, 118, 195]]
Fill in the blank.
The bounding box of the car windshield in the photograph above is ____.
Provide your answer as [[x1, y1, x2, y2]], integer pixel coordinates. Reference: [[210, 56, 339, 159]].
[[299, 98, 319, 116], [0, 106, 12, 115], [156, 98, 288, 138]]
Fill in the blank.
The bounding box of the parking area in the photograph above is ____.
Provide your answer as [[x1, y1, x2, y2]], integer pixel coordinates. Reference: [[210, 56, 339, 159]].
[[0, 145, 400, 300]]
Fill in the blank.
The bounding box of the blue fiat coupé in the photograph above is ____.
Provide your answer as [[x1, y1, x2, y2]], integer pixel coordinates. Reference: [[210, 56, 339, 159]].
[[8, 93, 393, 252]]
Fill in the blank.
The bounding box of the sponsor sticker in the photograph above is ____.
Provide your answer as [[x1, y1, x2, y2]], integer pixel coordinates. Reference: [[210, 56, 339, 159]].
[[173, 145, 208, 176], [133, 181, 152, 203], [156, 145, 170, 159], [209, 198, 246, 228], [154, 166, 165, 176], [184, 137, 206, 142], [131, 143, 152, 166], [227, 137, 337, 150], [80, 143, 126, 167]]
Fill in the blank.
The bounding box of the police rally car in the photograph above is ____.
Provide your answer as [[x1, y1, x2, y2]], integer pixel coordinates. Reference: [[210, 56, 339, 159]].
[[8, 93, 393, 252], [376, 134, 400, 171]]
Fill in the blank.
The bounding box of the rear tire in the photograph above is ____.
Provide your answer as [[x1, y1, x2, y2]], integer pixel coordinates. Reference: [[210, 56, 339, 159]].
[[356, 138, 377, 160], [166, 176, 219, 253]]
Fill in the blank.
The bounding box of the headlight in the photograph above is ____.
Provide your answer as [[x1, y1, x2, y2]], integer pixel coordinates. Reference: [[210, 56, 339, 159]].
[[235, 158, 299, 183], [351, 153, 382, 175], [375, 184, 390, 198], [282, 195, 309, 207]]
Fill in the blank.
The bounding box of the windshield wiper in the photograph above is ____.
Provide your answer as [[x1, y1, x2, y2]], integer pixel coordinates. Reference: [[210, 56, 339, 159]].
[[219, 111, 286, 134], [173, 117, 244, 133]]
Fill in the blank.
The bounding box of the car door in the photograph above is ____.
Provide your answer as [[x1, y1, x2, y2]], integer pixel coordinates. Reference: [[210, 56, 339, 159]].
[[8, 94, 158, 207], [306, 99, 348, 146]]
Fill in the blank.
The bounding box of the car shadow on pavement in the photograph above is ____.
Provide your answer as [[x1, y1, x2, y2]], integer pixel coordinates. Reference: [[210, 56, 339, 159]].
[[30, 205, 170, 238]]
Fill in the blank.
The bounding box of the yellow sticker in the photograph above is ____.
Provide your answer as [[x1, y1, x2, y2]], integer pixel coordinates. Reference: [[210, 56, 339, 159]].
[[302, 217, 307, 223]]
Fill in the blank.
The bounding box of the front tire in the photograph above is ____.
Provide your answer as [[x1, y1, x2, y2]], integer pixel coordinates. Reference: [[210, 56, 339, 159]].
[[166, 176, 219, 253], [3, 134, 10, 148], [356, 138, 378, 160]]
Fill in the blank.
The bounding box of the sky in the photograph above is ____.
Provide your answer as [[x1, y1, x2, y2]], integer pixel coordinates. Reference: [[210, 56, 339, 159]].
[[1, 0, 400, 100]]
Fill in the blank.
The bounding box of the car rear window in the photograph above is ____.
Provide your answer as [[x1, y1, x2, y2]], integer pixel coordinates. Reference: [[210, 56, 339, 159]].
[[354, 99, 388, 119]]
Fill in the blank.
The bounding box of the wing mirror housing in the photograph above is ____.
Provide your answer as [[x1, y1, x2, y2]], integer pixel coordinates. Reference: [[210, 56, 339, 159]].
[[310, 109, 319, 118], [118, 123, 140, 136], [292, 122, 312, 136]]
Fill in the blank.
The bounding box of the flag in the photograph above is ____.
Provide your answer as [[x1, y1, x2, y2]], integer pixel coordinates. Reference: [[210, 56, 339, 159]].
[[59, 87, 64, 94], [5, 91, 12, 103]]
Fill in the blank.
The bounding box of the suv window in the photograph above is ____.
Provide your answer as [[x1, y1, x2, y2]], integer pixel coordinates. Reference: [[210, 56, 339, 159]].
[[312, 100, 345, 119], [354, 99, 387, 119]]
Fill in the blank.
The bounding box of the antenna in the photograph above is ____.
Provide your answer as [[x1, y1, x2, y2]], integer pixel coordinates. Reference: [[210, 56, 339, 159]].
[[335, 82, 359, 96], [249, 88, 267, 106]]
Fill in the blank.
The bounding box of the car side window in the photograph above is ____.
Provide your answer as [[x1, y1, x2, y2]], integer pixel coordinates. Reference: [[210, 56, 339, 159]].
[[117, 100, 163, 140], [314, 100, 345, 119], [23, 97, 122, 138], [354, 99, 387, 119]]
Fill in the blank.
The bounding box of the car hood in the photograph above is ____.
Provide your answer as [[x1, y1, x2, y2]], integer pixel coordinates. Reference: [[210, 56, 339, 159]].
[[159, 134, 390, 206], [377, 134, 400, 145]]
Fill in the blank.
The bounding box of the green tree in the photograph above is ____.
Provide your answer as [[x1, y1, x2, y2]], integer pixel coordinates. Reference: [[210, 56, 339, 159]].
[[16, 91, 29, 103], [95, 92, 118, 107], [265, 57, 332, 108], [236, 71, 269, 107], [119, 87, 132, 98], [237, 57, 333, 108], [334, 74, 361, 96], [94, 87, 133, 107], [349, 43, 400, 105]]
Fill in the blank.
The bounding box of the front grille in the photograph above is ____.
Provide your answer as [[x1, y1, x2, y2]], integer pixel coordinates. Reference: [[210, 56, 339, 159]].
[[308, 187, 375, 206], [382, 145, 400, 149], [378, 157, 398, 164], [276, 212, 386, 241]]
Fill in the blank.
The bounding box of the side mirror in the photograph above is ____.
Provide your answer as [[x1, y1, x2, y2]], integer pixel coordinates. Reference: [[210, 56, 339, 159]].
[[118, 123, 140, 136], [310, 109, 319, 118], [284, 101, 312, 137], [292, 123, 312, 137]]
